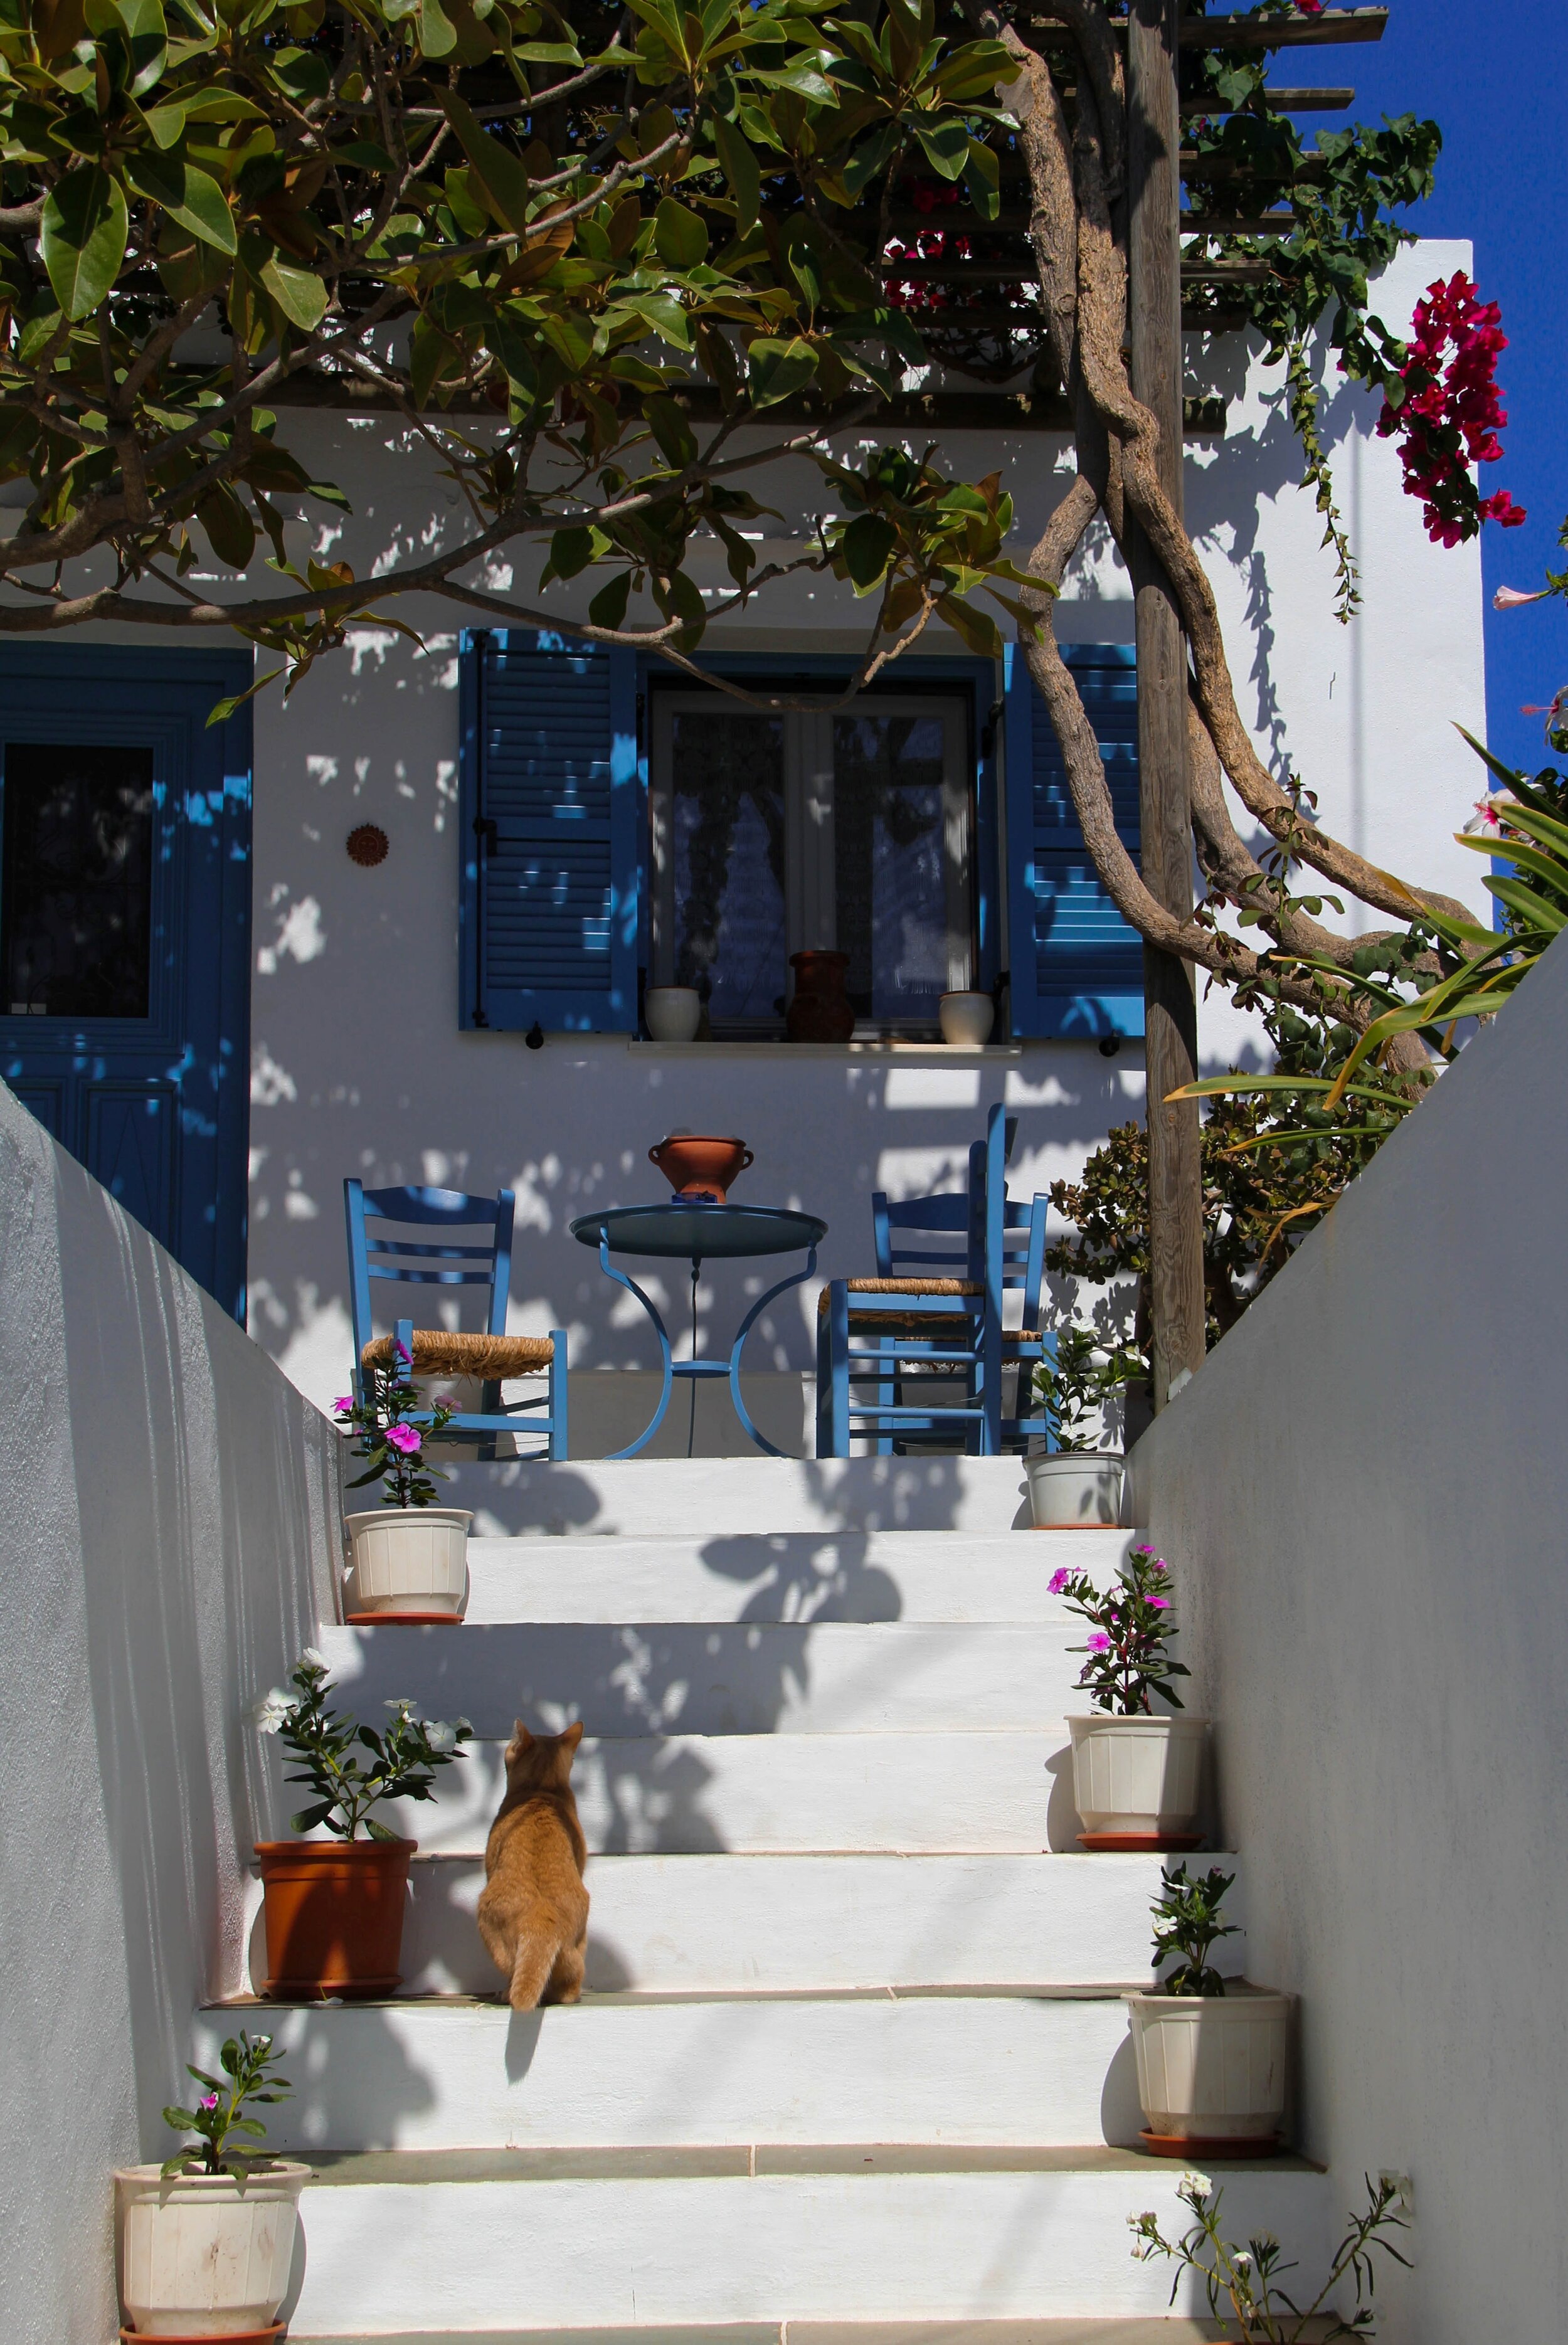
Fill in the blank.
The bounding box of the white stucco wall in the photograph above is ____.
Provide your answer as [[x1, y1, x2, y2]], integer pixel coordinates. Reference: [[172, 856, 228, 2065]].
[[0, 1081, 339, 2345], [1127, 932, 1568, 2345], [235, 239, 1488, 1420]]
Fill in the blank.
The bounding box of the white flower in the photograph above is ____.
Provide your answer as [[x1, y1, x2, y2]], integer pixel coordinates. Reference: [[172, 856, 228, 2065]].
[[1179, 2170, 1212, 2198], [424, 1720, 457, 1753], [299, 1646, 327, 1673], [383, 1697, 414, 1714], [455, 1717, 472, 1739], [1233, 2250, 1253, 2273], [252, 1689, 293, 1735]]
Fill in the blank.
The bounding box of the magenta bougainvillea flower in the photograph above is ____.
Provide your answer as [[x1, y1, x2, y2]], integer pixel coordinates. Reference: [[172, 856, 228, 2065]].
[[1378, 272, 1526, 546]]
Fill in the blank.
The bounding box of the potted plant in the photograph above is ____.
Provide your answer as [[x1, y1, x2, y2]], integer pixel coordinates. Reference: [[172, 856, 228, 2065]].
[[1125, 1865, 1292, 2156], [938, 990, 994, 1045], [1053, 1545, 1209, 1848], [252, 1651, 470, 1998], [334, 1344, 472, 1621], [1130, 2168, 1411, 2339], [116, 2030, 310, 2337], [1025, 1325, 1143, 1526]]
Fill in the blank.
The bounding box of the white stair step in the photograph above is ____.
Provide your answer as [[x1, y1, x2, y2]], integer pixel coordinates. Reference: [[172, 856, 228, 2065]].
[[351, 1852, 1242, 1998], [458, 1530, 1134, 1625], [290, 2331, 1328, 2345], [280, 2153, 1327, 2330], [443, 1457, 1041, 1538], [310, 1620, 1088, 1737], [200, 1992, 1153, 2152], [270, 1732, 1079, 1855]]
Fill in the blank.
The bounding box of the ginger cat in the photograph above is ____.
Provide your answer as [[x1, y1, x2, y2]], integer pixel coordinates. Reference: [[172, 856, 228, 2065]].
[[477, 1719, 590, 2009]]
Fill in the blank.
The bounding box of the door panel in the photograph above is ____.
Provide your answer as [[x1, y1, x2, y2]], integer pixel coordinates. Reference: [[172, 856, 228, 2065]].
[[0, 648, 253, 1316]]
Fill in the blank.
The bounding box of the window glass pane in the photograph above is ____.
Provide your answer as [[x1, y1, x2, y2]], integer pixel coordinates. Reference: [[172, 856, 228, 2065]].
[[1, 743, 156, 1018], [834, 713, 951, 1020], [670, 711, 787, 1024]]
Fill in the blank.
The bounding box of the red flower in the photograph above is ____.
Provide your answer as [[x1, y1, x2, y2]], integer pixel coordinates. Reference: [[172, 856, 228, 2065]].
[[1379, 273, 1525, 544]]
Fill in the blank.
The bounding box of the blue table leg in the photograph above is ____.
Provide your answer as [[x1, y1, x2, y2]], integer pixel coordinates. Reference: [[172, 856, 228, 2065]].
[[596, 1236, 675, 1461], [729, 1246, 818, 1458]]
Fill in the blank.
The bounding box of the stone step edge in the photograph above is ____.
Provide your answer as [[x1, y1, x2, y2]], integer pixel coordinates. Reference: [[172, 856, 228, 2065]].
[[285, 2319, 1340, 2345], [209, 1981, 1184, 2013], [299, 2143, 1322, 2186]]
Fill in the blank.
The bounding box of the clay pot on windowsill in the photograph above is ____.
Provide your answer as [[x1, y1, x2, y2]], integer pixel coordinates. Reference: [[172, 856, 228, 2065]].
[[648, 1133, 755, 1203], [1126, 1984, 1292, 2155], [115, 2159, 310, 2336], [787, 950, 856, 1044], [254, 1837, 416, 1998], [938, 990, 995, 1046], [644, 987, 702, 1042]]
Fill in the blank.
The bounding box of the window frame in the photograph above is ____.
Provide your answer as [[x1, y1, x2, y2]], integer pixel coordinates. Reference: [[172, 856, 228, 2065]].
[[645, 665, 986, 1040]]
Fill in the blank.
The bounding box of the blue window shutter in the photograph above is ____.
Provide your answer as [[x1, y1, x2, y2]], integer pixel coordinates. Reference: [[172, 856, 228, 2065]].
[[462, 630, 638, 1032], [1003, 639, 1145, 1038]]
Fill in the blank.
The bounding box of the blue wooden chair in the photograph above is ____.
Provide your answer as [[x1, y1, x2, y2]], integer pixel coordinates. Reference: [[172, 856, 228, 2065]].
[[817, 1107, 1020, 1457], [344, 1180, 568, 1462]]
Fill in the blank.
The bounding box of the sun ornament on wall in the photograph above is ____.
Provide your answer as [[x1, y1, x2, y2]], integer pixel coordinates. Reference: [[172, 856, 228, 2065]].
[[346, 824, 389, 868]]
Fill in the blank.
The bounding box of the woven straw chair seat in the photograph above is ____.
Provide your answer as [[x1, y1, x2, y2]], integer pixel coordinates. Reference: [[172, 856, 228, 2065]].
[[817, 1276, 983, 1332], [361, 1331, 555, 1377]]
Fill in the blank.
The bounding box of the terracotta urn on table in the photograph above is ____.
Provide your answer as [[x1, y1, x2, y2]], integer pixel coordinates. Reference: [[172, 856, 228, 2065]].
[[648, 1133, 754, 1204], [786, 950, 856, 1044]]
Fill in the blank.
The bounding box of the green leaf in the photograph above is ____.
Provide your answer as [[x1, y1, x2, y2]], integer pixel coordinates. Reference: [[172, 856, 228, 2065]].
[[913, 117, 970, 181], [747, 333, 817, 406], [588, 569, 633, 629], [840, 511, 896, 592], [420, 0, 458, 57], [127, 152, 236, 254], [261, 255, 327, 332], [438, 90, 534, 234], [364, 1815, 400, 1842], [270, 45, 332, 102], [41, 165, 129, 320], [712, 114, 760, 236], [644, 394, 697, 469], [654, 196, 709, 271]]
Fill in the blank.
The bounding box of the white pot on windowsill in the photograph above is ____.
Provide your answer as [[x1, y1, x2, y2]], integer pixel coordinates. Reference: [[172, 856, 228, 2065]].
[[1067, 1712, 1209, 1848], [1125, 1985, 1292, 2154], [644, 987, 702, 1042], [938, 990, 995, 1046], [1025, 1449, 1125, 1527], [342, 1507, 471, 1623], [116, 2160, 311, 2336]]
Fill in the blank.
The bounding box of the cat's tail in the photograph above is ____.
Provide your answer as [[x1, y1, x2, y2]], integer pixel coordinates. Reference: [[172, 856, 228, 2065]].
[[507, 1932, 562, 2011]]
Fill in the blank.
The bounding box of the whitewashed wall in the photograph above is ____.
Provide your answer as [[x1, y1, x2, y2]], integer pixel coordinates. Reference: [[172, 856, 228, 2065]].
[[0, 1081, 339, 2345], [235, 240, 1488, 1425], [1128, 931, 1568, 2345]]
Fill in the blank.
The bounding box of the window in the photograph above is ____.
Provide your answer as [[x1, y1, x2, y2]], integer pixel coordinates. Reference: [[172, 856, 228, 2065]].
[[649, 687, 973, 1036], [1, 742, 156, 1017]]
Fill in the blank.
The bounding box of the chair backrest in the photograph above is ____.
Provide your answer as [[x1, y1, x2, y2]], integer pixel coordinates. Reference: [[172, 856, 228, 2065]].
[[871, 1187, 975, 1280], [344, 1180, 516, 1367]]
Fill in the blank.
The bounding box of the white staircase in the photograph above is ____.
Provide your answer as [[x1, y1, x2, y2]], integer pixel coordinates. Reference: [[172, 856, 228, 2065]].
[[205, 1461, 1327, 2341]]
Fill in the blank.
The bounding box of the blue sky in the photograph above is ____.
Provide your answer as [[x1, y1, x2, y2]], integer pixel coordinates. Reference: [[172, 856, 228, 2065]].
[[1279, 0, 1568, 776]]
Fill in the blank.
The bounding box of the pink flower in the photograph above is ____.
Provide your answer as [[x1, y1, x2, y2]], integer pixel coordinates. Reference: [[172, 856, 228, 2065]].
[[1494, 585, 1550, 608], [199, 2092, 220, 2112], [395, 1338, 413, 1363], [1149, 1596, 1171, 1610], [384, 1422, 421, 1454], [1086, 1631, 1113, 1652], [332, 1394, 354, 1415], [1047, 1567, 1071, 1595], [1472, 795, 1502, 829]]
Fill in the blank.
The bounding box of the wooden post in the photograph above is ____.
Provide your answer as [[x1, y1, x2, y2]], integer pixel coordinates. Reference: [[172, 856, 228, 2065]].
[[1127, 0, 1206, 1409]]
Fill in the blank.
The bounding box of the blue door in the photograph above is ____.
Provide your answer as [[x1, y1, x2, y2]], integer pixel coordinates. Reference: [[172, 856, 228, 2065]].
[[0, 646, 253, 1318]]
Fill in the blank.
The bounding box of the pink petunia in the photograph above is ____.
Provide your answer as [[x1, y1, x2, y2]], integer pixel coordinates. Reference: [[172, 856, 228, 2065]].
[[384, 1422, 421, 1454], [1047, 1567, 1071, 1595], [1086, 1631, 1113, 1652]]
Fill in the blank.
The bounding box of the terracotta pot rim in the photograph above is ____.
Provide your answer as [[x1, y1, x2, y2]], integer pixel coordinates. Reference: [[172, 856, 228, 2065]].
[[254, 1837, 417, 1861], [650, 1132, 748, 1146], [120, 2328, 287, 2344]]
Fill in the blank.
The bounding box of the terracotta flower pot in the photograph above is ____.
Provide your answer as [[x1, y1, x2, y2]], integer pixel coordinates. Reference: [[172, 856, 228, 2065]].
[[648, 1133, 754, 1202], [116, 2160, 310, 2336], [787, 949, 856, 1043], [255, 1838, 415, 1998]]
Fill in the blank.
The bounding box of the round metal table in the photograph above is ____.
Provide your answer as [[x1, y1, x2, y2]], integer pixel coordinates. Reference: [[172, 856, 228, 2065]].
[[568, 1202, 828, 1459]]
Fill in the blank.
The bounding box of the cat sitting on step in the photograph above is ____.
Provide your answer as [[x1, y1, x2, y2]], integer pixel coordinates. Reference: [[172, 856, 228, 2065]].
[[477, 1719, 590, 2009]]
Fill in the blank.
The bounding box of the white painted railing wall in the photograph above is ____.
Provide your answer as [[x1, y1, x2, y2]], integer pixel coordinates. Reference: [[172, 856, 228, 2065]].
[[0, 1082, 339, 2345], [1131, 929, 1568, 2345]]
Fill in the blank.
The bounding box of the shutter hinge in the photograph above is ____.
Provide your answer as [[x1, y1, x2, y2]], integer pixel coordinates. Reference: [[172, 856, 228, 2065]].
[[473, 814, 499, 848]]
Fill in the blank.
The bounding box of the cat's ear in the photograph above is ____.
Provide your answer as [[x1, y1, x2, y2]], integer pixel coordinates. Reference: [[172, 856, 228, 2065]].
[[563, 1720, 585, 1750], [514, 1719, 533, 1746]]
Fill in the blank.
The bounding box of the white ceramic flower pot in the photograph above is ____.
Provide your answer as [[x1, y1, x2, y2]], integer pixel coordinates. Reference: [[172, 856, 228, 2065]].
[[1067, 1712, 1209, 1844], [116, 2161, 310, 2335], [343, 1506, 471, 1622], [938, 990, 995, 1046], [1125, 1987, 1292, 2149], [645, 987, 702, 1042], [1025, 1449, 1125, 1527]]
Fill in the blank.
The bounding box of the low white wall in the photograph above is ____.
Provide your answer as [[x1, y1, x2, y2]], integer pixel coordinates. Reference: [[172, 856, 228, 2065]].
[[1129, 934, 1568, 2342], [0, 1081, 339, 2345]]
